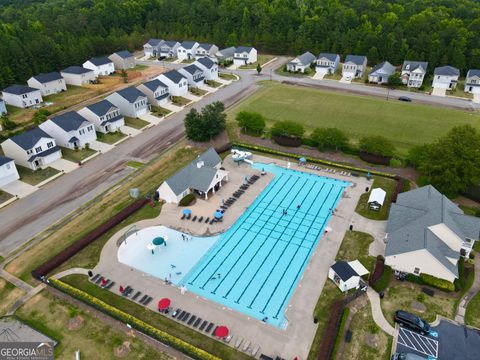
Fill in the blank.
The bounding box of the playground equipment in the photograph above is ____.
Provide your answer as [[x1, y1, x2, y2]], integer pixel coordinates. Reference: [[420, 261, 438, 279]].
[[231, 149, 253, 165]]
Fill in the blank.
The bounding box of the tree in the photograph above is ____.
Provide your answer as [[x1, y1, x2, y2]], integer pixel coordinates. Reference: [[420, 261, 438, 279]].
[[311, 127, 349, 151], [256, 63, 262, 74], [387, 73, 403, 87], [270, 120, 304, 139], [358, 135, 396, 157], [0, 115, 16, 131], [120, 69, 128, 83], [408, 125, 480, 196], [32, 109, 51, 125], [236, 111, 266, 135], [184, 101, 226, 142]]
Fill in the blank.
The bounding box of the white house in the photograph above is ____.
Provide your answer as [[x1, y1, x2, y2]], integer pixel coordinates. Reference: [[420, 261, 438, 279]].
[[216, 47, 236, 63], [1, 85, 43, 109], [77, 100, 125, 134], [368, 61, 396, 84], [287, 52, 316, 73], [0, 99, 6, 115], [465, 69, 480, 93], [137, 79, 170, 106], [158, 40, 181, 58], [233, 46, 257, 66], [328, 260, 369, 293], [0, 156, 19, 187], [156, 147, 229, 203], [108, 50, 135, 70], [60, 66, 96, 86], [143, 38, 164, 57], [39, 111, 96, 149], [401, 61, 428, 88], [195, 57, 219, 81], [82, 57, 115, 76], [342, 55, 368, 79], [316, 53, 340, 75], [367, 188, 386, 211], [385, 185, 479, 283], [27, 72, 66, 96], [177, 41, 199, 61], [195, 43, 219, 59], [178, 64, 205, 87], [106, 87, 150, 118], [157, 70, 188, 97], [432, 66, 460, 91], [1, 128, 61, 170]]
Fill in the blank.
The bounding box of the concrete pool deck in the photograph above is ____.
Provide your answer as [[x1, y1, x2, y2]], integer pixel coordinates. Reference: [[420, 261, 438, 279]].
[[90, 154, 371, 359]]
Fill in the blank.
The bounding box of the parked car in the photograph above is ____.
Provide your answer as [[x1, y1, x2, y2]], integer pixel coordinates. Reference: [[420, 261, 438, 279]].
[[394, 310, 431, 334], [398, 96, 412, 102], [391, 352, 436, 360]]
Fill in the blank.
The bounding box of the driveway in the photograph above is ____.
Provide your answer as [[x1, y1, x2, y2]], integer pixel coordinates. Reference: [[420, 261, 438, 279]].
[[162, 103, 184, 113], [432, 87, 447, 97], [184, 93, 201, 101], [49, 158, 78, 173], [312, 71, 326, 80], [139, 113, 163, 125], [0, 181, 38, 198], [119, 126, 141, 137], [90, 140, 114, 153]]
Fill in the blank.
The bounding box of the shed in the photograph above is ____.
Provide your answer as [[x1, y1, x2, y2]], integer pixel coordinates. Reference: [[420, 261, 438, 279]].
[[328, 260, 369, 292], [368, 188, 386, 210]]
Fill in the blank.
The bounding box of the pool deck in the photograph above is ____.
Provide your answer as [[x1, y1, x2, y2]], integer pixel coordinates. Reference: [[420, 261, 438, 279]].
[[89, 154, 372, 359]]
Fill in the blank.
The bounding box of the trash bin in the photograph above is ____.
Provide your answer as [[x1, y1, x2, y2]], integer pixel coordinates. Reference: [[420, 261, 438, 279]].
[[349, 224, 353, 231], [313, 316, 318, 324], [379, 291, 385, 299]]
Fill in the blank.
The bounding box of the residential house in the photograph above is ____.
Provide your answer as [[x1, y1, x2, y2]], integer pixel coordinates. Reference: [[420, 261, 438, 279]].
[[342, 55, 368, 79], [0, 156, 19, 187], [401, 61, 428, 88], [287, 52, 316, 73], [195, 43, 219, 59], [143, 38, 164, 57], [156, 147, 229, 203], [158, 41, 181, 58], [1, 85, 43, 109], [385, 185, 480, 282], [136, 79, 170, 106], [432, 66, 460, 90], [157, 70, 188, 97], [233, 46, 257, 66], [0, 99, 7, 115], [39, 111, 96, 149], [195, 57, 219, 81], [78, 100, 125, 134], [178, 64, 205, 87], [82, 57, 115, 76], [108, 50, 135, 70], [465, 70, 480, 93], [27, 72, 66, 96], [367, 188, 386, 211], [177, 41, 199, 61], [316, 53, 340, 75], [1, 128, 61, 170], [216, 47, 236, 63], [368, 61, 396, 84], [106, 87, 150, 118], [60, 66, 96, 86], [328, 260, 369, 292]]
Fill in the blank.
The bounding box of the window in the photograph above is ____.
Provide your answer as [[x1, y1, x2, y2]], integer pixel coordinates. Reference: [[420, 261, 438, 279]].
[[35, 146, 42, 153], [47, 141, 54, 148], [27, 149, 33, 155], [88, 126, 93, 131], [100, 116, 104, 121], [414, 267, 420, 275], [22, 94, 27, 99], [6, 163, 10, 170]]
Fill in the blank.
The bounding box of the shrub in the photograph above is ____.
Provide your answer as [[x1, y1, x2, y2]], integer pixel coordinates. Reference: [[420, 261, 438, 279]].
[[311, 127, 349, 151], [387, 73, 403, 87], [389, 158, 403, 167], [318, 300, 344, 359], [369, 257, 385, 286], [331, 307, 350, 359], [32, 109, 51, 125], [359, 135, 396, 157], [236, 111, 266, 135], [470, 251, 475, 259], [417, 293, 426, 302], [372, 265, 392, 292], [454, 257, 465, 291], [1, 115, 16, 130], [270, 120, 305, 139], [301, 137, 318, 147], [406, 273, 455, 292], [179, 193, 195, 206]]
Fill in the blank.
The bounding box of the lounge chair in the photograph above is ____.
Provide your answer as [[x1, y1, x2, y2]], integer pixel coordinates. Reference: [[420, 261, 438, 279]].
[[139, 294, 148, 303], [204, 217, 210, 223], [234, 337, 243, 348], [105, 281, 115, 290], [188, 315, 196, 325], [198, 216, 203, 222], [193, 318, 202, 328], [91, 274, 100, 282], [199, 320, 208, 331], [95, 276, 103, 284], [205, 322, 214, 333], [251, 345, 260, 356], [172, 308, 181, 318], [225, 334, 232, 343], [186, 213, 191, 220], [101, 279, 110, 288], [126, 288, 134, 297], [132, 291, 141, 301], [143, 296, 152, 306], [177, 311, 186, 320], [182, 313, 190, 322], [242, 340, 251, 351], [181, 214, 186, 220], [192, 215, 197, 221], [209, 219, 215, 225]]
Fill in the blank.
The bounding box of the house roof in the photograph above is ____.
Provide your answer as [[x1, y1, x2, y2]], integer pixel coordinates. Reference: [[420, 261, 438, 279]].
[[199, 43, 214, 50], [2, 85, 39, 95], [164, 147, 222, 195], [370, 61, 396, 76], [368, 188, 387, 206], [196, 57, 216, 69], [161, 40, 179, 49], [31, 72, 63, 84], [0, 156, 13, 166], [402, 61, 428, 72], [141, 79, 168, 93], [235, 46, 254, 53], [86, 57, 112, 66], [467, 69, 480, 78], [318, 53, 340, 62], [331, 261, 358, 281], [112, 50, 133, 59], [27, 145, 61, 163], [181, 41, 198, 49], [181, 64, 203, 75], [49, 111, 90, 132], [116, 87, 146, 103], [8, 127, 52, 150], [434, 65, 460, 77], [386, 185, 480, 277], [217, 47, 236, 58], [345, 55, 367, 66], [145, 38, 163, 47], [292, 52, 316, 66], [161, 70, 186, 84], [85, 99, 118, 117], [61, 66, 93, 75]]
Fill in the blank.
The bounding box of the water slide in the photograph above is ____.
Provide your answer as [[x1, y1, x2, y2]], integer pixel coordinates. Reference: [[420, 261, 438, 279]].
[[231, 149, 253, 163], [243, 159, 253, 165]]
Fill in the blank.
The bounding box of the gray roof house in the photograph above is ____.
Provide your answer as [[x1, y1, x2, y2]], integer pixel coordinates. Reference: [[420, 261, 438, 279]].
[[342, 55, 368, 78], [136, 79, 170, 106], [60, 66, 96, 86], [178, 64, 205, 87], [156, 147, 229, 203], [108, 50, 135, 70], [368, 61, 396, 84], [1, 85, 43, 109], [385, 185, 480, 282], [157, 70, 189, 97], [158, 40, 181, 58], [216, 47, 236, 62], [465, 69, 480, 93], [82, 57, 115, 76], [77, 99, 125, 134], [143, 38, 164, 57], [196, 43, 219, 59], [233, 46, 257, 66], [316, 53, 341, 75], [401, 61, 428, 88], [195, 57, 219, 81], [432, 65, 460, 91], [27, 72, 66, 96], [177, 41, 200, 61], [287, 51, 316, 73], [105, 87, 150, 118]]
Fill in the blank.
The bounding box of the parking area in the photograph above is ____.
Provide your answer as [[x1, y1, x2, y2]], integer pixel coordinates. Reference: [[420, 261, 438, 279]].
[[0, 180, 37, 198], [396, 327, 438, 358]]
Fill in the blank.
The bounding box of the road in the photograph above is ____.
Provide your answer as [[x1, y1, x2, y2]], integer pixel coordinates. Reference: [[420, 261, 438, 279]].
[[0, 55, 478, 256]]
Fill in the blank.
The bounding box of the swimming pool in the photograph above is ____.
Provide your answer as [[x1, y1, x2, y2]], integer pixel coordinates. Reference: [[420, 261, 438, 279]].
[[180, 163, 350, 327]]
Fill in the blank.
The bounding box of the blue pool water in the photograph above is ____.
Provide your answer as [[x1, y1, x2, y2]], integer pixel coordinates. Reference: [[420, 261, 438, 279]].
[[180, 163, 350, 327]]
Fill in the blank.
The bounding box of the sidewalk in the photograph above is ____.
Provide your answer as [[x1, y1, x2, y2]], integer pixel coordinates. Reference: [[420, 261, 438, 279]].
[[366, 287, 395, 336], [455, 256, 480, 324]]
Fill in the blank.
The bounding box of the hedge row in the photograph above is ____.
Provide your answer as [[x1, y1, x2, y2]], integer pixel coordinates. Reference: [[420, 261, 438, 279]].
[[232, 142, 397, 179], [32, 198, 148, 279], [330, 307, 350, 360], [368, 257, 385, 287], [358, 151, 391, 166], [49, 278, 221, 360], [317, 299, 344, 360], [372, 265, 392, 292], [391, 177, 406, 203], [406, 273, 455, 292]]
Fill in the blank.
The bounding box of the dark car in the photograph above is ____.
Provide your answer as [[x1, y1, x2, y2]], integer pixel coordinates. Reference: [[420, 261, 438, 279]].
[[394, 310, 430, 334], [398, 96, 412, 102], [391, 352, 435, 360]]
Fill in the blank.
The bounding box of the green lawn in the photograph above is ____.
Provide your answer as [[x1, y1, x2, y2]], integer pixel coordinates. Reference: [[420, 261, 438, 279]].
[[206, 80, 222, 88], [62, 275, 252, 360], [275, 64, 313, 77], [189, 87, 208, 96], [171, 96, 191, 106], [219, 73, 238, 81], [60, 147, 97, 163], [151, 106, 171, 117], [126, 160, 145, 169], [0, 190, 13, 203], [355, 176, 397, 220], [336, 231, 376, 273], [226, 82, 480, 156], [465, 291, 480, 328], [96, 131, 127, 144], [124, 116, 149, 129], [239, 54, 276, 69], [17, 165, 60, 185]]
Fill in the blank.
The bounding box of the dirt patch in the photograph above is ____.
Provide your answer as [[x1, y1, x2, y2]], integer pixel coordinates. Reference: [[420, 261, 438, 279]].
[[410, 300, 427, 313], [114, 341, 131, 358], [364, 333, 378, 348], [67, 315, 85, 331]]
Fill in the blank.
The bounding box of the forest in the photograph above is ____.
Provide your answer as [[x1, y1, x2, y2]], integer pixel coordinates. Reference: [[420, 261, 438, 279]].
[[1, 0, 480, 89]]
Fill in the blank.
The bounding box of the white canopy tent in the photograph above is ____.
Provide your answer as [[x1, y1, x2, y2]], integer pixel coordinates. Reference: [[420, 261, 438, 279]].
[[368, 188, 386, 208]]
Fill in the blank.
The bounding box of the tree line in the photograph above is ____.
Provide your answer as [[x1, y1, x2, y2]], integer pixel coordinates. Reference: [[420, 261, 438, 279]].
[[1, 0, 480, 89]]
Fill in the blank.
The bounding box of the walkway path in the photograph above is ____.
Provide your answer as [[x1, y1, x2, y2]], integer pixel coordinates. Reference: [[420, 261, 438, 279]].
[[455, 256, 480, 324], [366, 287, 395, 336], [350, 213, 387, 257], [6, 284, 46, 315], [0, 268, 33, 292]]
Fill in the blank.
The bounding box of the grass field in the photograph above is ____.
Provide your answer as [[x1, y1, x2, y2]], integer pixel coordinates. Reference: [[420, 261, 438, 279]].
[[17, 165, 60, 185], [0, 279, 25, 316], [96, 131, 127, 144], [355, 176, 397, 220], [124, 116, 149, 129], [219, 73, 238, 81], [60, 147, 97, 163], [0, 190, 13, 203], [189, 87, 208, 96], [171, 96, 191, 106], [239, 54, 276, 69], [151, 106, 171, 117], [465, 291, 480, 328], [336, 231, 376, 272], [226, 82, 480, 156]]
